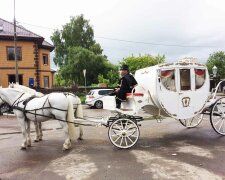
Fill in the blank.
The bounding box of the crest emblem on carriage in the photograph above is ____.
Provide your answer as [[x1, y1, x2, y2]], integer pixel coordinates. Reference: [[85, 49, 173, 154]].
[[182, 97, 190, 107]]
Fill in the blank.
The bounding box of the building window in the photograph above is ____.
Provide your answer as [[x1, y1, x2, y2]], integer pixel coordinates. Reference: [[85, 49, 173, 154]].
[[7, 47, 22, 61], [43, 54, 48, 65], [44, 76, 49, 88], [8, 74, 23, 85]]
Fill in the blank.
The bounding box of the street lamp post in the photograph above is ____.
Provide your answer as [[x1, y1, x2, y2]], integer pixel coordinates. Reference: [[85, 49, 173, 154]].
[[212, 65, 218, 88], [14, 0, 19, 83], [83, 69, 87, 93]]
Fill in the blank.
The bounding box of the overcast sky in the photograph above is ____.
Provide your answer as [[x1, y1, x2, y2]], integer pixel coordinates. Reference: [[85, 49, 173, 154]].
[[1, 0, 225, 67]]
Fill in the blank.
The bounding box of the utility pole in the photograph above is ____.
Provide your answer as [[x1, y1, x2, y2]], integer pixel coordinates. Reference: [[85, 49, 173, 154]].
[[14, 0, 19, 83]]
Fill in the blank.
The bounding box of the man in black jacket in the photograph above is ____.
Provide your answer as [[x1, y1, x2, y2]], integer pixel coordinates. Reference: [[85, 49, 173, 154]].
[[114, 64, 137, 108]]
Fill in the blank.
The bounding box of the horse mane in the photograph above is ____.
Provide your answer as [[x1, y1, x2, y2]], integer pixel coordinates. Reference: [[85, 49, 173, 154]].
[[8, 87, 28, 94], [9, 83, 43, 97]]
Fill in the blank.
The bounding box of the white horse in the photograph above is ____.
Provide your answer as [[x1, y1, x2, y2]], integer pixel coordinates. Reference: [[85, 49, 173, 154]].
[[8, 83, 84, 141], [0, 93, 3, 114], [0, 88, 76, 150]]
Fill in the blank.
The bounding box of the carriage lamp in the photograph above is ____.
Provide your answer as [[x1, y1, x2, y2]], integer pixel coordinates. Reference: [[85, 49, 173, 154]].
[[212, 65, 218, 77]]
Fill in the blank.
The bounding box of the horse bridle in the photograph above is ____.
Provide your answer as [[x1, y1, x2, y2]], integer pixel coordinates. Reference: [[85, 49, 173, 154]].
[[11, 92, 25, 107], [0, 96, 3, 102]]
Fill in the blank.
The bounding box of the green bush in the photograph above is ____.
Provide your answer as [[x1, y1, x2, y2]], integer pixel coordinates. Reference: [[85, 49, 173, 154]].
[[76, 92, 86, 104]]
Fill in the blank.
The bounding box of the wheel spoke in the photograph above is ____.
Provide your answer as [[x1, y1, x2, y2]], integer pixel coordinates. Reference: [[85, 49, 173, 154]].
[[125, 120, 128, 128], [223, 120, 225, 133], [115, 124, 122, 131], [125, 123, 134, 130], [212, 115, 222, 121], [126, 129, 136, 136], [129, 134, 138, 138], [189, 118, 194, 126], [112, 131, 121, 137], [218, 119, 225, 132], [120, 121, 123, 130], [217, 106, 224, 116], [120, 137, 123, 146], [111, 134, 120, 137], [109, 118, 139, 148], [124, 137, 128, 146], [214, 118, 223, 126], [114, 135, 122, 143], [210, 98, 225, 135], [127, 126, 136, 131], [127, 136, 134, 144]]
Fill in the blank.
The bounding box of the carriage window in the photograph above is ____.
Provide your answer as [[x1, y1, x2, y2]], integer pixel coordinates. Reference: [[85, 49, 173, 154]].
[[160, 70, 176, 91], [180, 69, 191, 90], [195, 69, 206, 89]]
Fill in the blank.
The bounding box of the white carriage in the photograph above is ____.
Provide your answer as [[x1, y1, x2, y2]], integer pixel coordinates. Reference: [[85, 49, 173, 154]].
[[102, 58, 225, 148], [1, 58, 225, 150]]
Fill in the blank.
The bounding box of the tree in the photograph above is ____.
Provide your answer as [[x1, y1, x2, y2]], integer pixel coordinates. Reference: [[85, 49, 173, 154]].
[[60, 47, 113, 85], [120, 54, 165, 74], [51, 15, 112, 86], [105, 64, 119, 87], [206, 51, 225, 78], [51, 14, 103, 68]]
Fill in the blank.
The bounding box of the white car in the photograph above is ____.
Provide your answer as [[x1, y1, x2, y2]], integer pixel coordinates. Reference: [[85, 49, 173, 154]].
[[85, 89, 114, 109]]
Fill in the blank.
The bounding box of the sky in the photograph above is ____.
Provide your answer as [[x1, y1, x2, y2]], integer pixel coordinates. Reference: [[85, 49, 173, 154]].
[[1, 0, 225, 68]]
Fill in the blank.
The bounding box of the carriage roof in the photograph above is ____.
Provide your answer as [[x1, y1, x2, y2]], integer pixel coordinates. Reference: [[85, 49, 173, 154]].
[[158, 58, 206, 69]]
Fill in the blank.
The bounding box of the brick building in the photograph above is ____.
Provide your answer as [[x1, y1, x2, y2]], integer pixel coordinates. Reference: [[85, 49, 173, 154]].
[[0, 18, 55, 88]]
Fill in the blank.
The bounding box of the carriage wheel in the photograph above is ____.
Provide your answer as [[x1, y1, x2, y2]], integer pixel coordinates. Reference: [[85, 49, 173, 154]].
[[210, 97, 225, 135], [179, 114, 204, 128], [108, 118, 140, 149]]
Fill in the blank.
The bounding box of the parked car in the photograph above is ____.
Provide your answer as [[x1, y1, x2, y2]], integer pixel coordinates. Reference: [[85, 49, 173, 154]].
[[85, 89, 114, 109]]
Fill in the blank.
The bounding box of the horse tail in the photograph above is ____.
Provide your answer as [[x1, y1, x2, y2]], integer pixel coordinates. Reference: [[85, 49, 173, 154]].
[[76, 97, 83, 119], [66, 96, 76, 140]]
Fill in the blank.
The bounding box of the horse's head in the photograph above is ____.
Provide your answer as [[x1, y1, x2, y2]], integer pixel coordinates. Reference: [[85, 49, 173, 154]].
[[0, 88, 30, 106], [0, 89, 6, 106], [8, 83, 43, 97], [0, 95, 4, 106]]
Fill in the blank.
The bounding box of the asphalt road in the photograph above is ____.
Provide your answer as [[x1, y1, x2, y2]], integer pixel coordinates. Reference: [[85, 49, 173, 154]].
[[0, 106, 225, 180]]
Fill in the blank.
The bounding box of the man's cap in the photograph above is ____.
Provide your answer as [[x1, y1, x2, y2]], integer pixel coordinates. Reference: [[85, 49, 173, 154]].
[[120, 64, 129, 71]]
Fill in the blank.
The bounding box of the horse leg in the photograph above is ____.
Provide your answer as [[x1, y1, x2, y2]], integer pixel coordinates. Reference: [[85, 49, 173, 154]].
[[17, 117, 28, 149], [58, 121, 72, 151], [39, 122, 43, 141], [75, 103, 84, 140], [26, 120, 31, 147], [34, 121, 40, 142], [78, 125, 83, 140]]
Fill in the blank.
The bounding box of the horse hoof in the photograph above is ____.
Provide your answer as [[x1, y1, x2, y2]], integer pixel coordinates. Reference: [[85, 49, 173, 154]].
[[34, 139, 39, 142], [62, 147, 69, 151], [21, 146, 27, 150], [78, 137, 83, 141], [62, 144, 71, 151]]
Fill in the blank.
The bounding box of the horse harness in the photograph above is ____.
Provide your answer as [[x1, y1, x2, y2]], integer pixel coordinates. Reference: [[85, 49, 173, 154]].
[[11, 93, 69, 121]]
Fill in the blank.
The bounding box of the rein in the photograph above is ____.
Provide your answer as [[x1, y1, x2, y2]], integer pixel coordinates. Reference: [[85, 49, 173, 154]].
[[3, 90, 84, 124], [11, 93, 25, 107], [12, 93, 80, 122]]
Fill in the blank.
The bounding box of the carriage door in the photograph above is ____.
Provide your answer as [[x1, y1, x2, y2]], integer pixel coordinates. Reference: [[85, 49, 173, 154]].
[[177, 68, 195, 119], [158, 69, 179, 118]]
